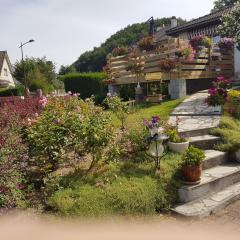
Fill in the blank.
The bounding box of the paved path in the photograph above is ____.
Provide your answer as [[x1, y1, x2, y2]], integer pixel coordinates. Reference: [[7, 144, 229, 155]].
[[169, 91, 221, 132]]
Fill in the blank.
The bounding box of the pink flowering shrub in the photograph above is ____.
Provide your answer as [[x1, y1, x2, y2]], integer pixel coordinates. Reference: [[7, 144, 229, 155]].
[[24, 96, 114, 178], [176, 45, 196, 62], [0, 96, 44, 208], [205, 76, 230, 107]]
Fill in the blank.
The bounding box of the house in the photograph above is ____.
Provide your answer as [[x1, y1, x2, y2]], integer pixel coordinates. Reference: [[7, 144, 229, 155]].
[[106, 7, 239, 100], [0, 51, 15, 88], [165, 7, 240, 78]]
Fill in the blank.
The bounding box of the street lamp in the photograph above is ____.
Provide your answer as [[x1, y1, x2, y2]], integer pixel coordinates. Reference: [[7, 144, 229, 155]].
[[19, 39, 35, 96]]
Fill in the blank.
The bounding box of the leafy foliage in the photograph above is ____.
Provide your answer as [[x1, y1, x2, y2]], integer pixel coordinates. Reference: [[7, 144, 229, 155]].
[[24, 96, 114, 177], [205, 77, 230, 107], [0, 97, 44, 208], [63, 72, 107, 103], [104, 94, 129, 130], [212, 116, 240, 152], [13, 57, 61, 94], [72, 18, 186, 72], [0, 85, 25, 97], [227, 90, 240, 118], [182, 146, 205, 166], [212, 0, 237, 12], [217, 2, 240, 48]]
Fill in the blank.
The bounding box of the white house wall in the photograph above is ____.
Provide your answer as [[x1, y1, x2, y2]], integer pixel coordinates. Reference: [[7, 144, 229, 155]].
[[0, 58, 15, 86]]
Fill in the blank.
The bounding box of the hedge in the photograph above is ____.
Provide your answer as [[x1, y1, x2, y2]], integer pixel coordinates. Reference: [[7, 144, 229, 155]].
[[0, 85, 25, 97], [63, 72, 107, 103]]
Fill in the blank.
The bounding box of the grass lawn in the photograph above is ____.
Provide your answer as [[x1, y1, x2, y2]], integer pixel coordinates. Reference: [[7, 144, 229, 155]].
[[111, 99, 183, 129], [46, 98, 185, 217]]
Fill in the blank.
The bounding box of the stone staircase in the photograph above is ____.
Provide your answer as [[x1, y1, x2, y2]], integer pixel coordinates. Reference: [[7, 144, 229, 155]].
[[172, 130, 240, 218], [231, 73, 240, 88]]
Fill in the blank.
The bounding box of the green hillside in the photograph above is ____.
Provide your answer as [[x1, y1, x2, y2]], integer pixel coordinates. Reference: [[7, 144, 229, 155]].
[[63, 17, 186, 74]]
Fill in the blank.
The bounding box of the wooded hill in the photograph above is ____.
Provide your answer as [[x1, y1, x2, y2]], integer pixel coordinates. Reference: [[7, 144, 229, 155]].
[[60, 17, 186, 74]]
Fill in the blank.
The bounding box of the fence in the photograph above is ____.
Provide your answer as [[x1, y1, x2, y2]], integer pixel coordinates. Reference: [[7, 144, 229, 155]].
[[106, 38, 234, 85]]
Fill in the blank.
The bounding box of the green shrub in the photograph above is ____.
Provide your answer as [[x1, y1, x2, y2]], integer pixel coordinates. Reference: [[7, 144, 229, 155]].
[[0, 85, 25, 96], [24, 96, 114, 180], [182, 146, 205, 166], [212, 116, 240, 152], [63, 72, 107, 103], [227, 90, 240, 119]]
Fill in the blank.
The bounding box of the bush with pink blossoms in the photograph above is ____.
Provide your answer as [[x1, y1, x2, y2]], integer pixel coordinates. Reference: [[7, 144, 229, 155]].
[[205, 76, 230, 107], [0, 96, 44, 208]]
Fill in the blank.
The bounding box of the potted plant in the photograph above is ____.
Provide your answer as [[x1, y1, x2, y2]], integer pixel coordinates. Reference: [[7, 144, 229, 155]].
[[166, 127, 189, 154], [181, 146, 205, 184], [137, 36, 155, 52], [176, 45, 196, 62], [218, 38, 235, 52], [158, 59, 177, 72], [201, 36, 212, 48], [112, 47, 129, 57], [190, 35, 211, 50]]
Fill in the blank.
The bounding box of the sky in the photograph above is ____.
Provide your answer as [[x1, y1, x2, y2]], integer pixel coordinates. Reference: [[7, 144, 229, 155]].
[[0, 0, 215, 70]]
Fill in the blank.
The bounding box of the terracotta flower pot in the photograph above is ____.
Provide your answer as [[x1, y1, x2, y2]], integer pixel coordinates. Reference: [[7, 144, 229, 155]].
[[182, 165, 202, 184]]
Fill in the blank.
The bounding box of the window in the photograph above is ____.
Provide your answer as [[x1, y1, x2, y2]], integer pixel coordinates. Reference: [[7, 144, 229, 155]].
[[4, 68, 8, 76]]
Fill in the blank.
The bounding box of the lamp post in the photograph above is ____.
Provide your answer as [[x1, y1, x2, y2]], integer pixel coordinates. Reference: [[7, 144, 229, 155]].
[[19, 39, 34, 96]]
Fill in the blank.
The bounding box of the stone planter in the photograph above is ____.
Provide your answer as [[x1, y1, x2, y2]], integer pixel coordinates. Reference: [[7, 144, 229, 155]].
[[182, 165, 202, 185], [168, 141, 189, 154]]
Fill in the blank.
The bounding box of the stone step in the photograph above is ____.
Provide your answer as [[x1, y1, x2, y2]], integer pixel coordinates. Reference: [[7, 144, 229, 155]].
[[179, 163, 240, 203], [173, 182, 240, 218], [189, 135, 220, 150], [180, 128, 213, 138], [203, 150, 228, 170], [232, 81, 240, 86]]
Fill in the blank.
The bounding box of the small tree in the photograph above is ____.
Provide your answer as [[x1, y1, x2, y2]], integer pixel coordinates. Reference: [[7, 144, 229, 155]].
[[212, 0, 238, 12], [104, 94, 129, 130], [218, 2, 240, 48], [126, 49, 145, 85]]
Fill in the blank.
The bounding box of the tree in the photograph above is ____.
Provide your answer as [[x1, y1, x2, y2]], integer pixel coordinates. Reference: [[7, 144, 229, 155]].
[[72, 17, 186, 73], [59, 65, 76, 75], [217, 2, 240, 48], [13, 57, 61, 93], [212, 0, 238, 12]]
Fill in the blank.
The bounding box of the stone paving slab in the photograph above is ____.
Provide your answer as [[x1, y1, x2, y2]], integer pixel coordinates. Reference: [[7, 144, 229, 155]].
[[169, 115, 221, 132], [181, 164, 240, 190], [179, 164, 240, 203], [171, 92, 221, 116], [173, 182, 240, 218], [169, 91, 222, 132]]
